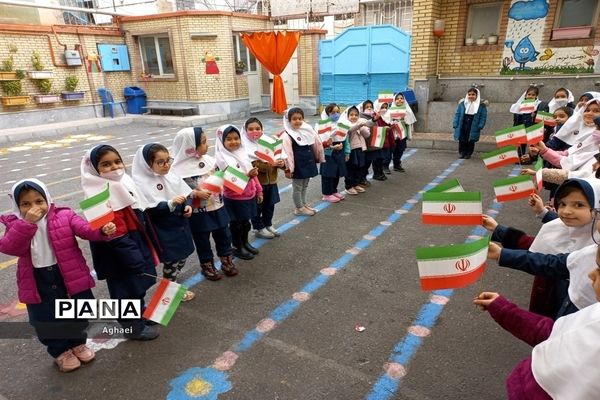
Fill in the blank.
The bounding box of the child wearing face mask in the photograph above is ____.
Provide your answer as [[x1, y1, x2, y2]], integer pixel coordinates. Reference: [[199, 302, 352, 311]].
[[0, 179, 115, 372], [215, 124, 263, 261], [242, 118, 285, 239], [132, 143, 196, 302], [452, 87, 487, 159], [81, 144, 160, 341], [321, 103, 341, 123]]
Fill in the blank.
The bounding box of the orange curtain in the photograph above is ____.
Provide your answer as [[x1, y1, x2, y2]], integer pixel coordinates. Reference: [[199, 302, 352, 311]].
[[241, 31, 300, 114]]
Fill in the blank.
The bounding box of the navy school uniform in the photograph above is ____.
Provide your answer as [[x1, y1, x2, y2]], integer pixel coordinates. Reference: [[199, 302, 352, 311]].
[[291, 138, 318, 179], [145, 202, 195, 263]]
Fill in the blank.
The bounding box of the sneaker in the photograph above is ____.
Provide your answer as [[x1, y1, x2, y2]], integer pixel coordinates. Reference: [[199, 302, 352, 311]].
[[322, 194, 341, 203], [55, 349, 81, 372], [332, 192, 345, 200], [383, 167, 391, 174], [354, 185, 366, 193], [71, 344, 95, 363], [126, 324, 159, 341], [345, 188, 358, 195], [294, 206, 315, 216], [266, 226, 280, 237], [372, 174, 386, 181], [182, 290, 196, 302], [255, 228, 275, 239], [394, 166, 405, 172]]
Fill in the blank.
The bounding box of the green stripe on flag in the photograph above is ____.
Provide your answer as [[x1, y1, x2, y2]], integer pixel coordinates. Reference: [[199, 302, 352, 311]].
[[160, 284, 186, 326], [493, 174, 532, 187], [318, 118, 332, 125], [225, 166, 249, 182], [495, 124, 525, 136], [337, 122, 350, 131], [257, 137, 278, 151], [482, 145, 518, 159], [526, 122, 544, 132], [80, 184, 110, 210], [422, 191, 481, 202], [535, 156, 543, 170], [537, 111, 553, 119], [427, 178, 462, 193], [416, 236, 490, 261]]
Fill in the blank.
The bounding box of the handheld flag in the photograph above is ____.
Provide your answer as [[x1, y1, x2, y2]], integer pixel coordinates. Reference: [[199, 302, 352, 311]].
[[223, 165, 250, 194], [526, 122, 544, 145], [481, 146, 519, 170], [535, 111, 556, 127], [255, 135, 283, 164], [334, 122, 350, 141], [427, 178, 465, 193], [495, 125, 527, 147], [79, 184, 113, 229], [519, 99, 537, 113], [493, 175, 536, 202], [201, 170, 224, 193], [416, 236, 490, 291], [370, 126, 387, 148], [534, 157, 543, 191], [389, 105, 406, 120], [316, 118, 332, 145], [422, 191, 483, 225], [391, 121, 409, 140], [378, 91, 394, 104], [142, 278, 187, 326]]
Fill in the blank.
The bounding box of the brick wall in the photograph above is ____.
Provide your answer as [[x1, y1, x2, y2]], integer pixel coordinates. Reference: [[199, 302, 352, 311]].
[[298, 31, 325, 96], [408, 0, 442, 84]]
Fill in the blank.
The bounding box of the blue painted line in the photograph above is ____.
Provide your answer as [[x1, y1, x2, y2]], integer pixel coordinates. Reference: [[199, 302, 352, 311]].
[[364, 165, 521, 400], [269, 299, 302, 323], [300, 274, 331, 293], [330, 253, 354, 270], [234, 329, 262, 353]]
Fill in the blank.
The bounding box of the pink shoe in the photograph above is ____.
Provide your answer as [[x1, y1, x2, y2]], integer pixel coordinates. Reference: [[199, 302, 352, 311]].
[[332, 192, 345, 200], [354, 185, 366, 193], [71, 344, 95, 363], [322, 194, 341, 203], [55, 349, 81, 372]]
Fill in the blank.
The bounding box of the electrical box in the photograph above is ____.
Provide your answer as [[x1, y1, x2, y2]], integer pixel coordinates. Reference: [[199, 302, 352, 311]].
[[97, 44, 131, 72], [64, 50, 82, 66]]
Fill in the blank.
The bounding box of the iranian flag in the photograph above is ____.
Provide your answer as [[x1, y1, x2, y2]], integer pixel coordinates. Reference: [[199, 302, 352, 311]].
[[389, 105, 406, 120], [378, 91, 394, 104], [427, 178, 465, 193], [495, 125, 527, 147], [493, 174, 536, 202], [334, 122, 350, 141], [535, 111, 556, 127], [370, 126, 387, 148], [526, 122, 544, 144], [481, 146, 519, 169], [79, 184, 113, 229], [142, 278, 186, 326], [520, 99, 537, 113], [317, 118, 332, 145], [255, 135, 283, 164], [534, 157, 543, 191], [223, 165, 250, 194], [201, 170, 224, 193], [392, 121, 409, 140], [416, 236, 490, 291], [422, 191, 483, 225]]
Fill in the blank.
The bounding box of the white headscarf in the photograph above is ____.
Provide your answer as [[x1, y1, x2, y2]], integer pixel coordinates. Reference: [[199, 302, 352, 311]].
[[464, 88, 481, 115], [9, 179, 57, 268], [555, 98, 600, 146], [336, 105, 361, 130], [80, 144, 147, 211], [283, 108, 318, 146], [548, 88, 575, 113], [131, 144, 192, 208], [240, 120, 262, 162], [382, 92, 417, 125], [565, 244, 599, 310], [171, 127, 215, 178], [532, 300, 600, 400], [509, 90, 541, 114], [214, 124, 254, 173], [530, 178, 600, 255]]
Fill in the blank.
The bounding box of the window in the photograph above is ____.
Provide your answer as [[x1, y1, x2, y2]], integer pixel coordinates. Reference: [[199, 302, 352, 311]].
[[466, 3, 502, 39], [555, 0, 599, 27], [138, 35, 174, 76], [362, 0, 413, 33], [233, 35, 258, 73]]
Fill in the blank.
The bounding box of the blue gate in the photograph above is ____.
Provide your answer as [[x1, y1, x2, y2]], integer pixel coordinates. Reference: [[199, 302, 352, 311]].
[[319, 24, 411, 106]]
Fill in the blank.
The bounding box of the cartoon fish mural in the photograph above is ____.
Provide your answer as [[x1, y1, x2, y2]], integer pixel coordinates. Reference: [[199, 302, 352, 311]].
[[507, 36, 540, 70]]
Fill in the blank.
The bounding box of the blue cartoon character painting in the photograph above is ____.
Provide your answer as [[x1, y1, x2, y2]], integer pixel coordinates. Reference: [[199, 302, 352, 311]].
[[506, 36, 540, 70]]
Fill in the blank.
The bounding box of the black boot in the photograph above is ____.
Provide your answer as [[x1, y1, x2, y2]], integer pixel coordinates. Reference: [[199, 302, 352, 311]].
[[231, 222, 254, 260], [242, 221, 259, 255]]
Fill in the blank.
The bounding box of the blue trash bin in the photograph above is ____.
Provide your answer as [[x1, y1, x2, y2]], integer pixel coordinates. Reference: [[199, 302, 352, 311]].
[[401, 89, 418, 113], [124, 86, 147, 114]]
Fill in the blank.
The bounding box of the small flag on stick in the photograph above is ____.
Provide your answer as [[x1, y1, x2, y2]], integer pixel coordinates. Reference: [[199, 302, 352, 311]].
[[370, 126, 387, 148], [223, 166, 250, 194], [493, 175, 536, 202], [79, 184, 113, 229], [526, 122, 544, 145], [495, 125, 527, 147], [392, 121, 409, 140], [416, 236, 490, 291], [334, 122, 350, 141], [255, 135, 283, 164], [389, 105, 406, 120], [316, 118, 332, 145], [142, 278, 187, 326], [378, 91, 394, 104], [534, 157, 543, 191], [427, 178, 465, 193], [535, 111, 556, 127], [422, 191, 483, 225], [519, 99, 537, 113], [481, 146, 519, 170], [201, 171, 224, 193]]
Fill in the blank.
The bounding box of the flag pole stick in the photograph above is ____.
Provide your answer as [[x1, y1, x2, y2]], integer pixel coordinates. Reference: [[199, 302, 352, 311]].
[[141, 272, 160, 280]]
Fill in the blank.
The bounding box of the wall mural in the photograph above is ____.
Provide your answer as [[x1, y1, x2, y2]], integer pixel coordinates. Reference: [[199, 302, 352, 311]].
[[500, 0, 599, 74]]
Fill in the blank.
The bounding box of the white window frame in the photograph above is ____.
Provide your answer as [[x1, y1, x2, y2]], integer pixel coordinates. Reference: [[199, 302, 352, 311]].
[[233, 35, 258, 73], [465, 2, 502, 39], [138, 34, 174, 77]]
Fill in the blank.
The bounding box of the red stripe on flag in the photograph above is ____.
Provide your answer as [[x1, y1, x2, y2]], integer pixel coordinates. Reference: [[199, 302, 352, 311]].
[[496, 137, 526, 147], [223, 180, 245, 194], [421, 214, 483, 225], [527, 134, 544, 145], [535, 117, 556, 127], [255, 151, 275, 164], [202, 182, 221, 193], [142, 278, 170, 320], [89, 210, 114, 230], [485, 157, 519, 170], [420, 263, 486, 291], [496, 189, 535, 202]]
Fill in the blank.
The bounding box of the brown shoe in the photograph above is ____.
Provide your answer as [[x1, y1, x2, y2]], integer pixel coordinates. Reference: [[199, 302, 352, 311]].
[[201, 260, 223, 281], [71, 344, 95, 363], [55, 349, 81, 372], [220, 255, 239, 277]]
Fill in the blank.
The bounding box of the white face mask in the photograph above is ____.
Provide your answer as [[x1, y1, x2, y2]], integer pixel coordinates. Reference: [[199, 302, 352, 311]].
[[100, 168, 125, 181], [554, 98, 568, 107]]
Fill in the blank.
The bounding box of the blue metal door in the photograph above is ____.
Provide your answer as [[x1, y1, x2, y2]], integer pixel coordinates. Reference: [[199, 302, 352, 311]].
[[319, 25, 411, 106]]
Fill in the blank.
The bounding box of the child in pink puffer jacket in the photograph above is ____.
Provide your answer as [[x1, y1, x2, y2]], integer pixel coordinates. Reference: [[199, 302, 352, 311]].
[[0, 179, 115, 372]]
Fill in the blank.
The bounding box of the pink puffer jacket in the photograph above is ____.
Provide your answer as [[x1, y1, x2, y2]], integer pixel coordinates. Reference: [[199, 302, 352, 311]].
[[0, 205, 106, 304]]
